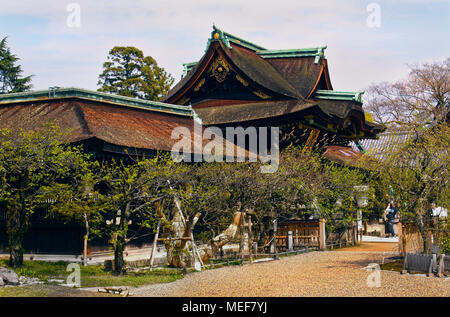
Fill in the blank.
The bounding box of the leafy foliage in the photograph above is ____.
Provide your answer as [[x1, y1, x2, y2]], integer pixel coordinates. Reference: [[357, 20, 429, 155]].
[[0, 37, 32, 94], [0, 125, 91, 267]]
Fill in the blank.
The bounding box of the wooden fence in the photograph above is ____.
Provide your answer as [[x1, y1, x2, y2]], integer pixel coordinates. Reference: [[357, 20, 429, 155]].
[[266, 219, 326, 251], [399, 222, 448, 256]]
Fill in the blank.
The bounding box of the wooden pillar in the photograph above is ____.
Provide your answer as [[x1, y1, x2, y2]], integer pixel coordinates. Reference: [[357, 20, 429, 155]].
[[273, 219, 279, 259], [398, 222, 405, 257], [319, 218, 326, 251], [240, 214, 245, 265]]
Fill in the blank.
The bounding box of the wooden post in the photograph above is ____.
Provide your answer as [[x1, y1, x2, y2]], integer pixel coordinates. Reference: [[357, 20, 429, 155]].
[[240, 215, 245, 265], [83, 213, 89, 267], [248, 215, 254, 264], [288, 231, 293, 251], [401, 252, 408, 274], [149, 219, 161, 271], [398, 222, 406, 257], [319, 218, 326, 251], [273, 219, 279, 260], [427, 254, 437, 277], [437, 254, 445, 278]]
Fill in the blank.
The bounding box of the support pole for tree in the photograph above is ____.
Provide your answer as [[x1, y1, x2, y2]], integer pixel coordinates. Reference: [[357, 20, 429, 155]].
[[149, 219, 161, 272], [240, 215, 245, 265], [273, 219, 279, 260], [248, 215, 253, 264], [83, 213, 89, 267], [319, 218, 326, 251]]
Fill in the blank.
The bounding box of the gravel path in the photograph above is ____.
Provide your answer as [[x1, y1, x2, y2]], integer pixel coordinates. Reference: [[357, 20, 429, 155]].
[[133, 251, 449, 297]]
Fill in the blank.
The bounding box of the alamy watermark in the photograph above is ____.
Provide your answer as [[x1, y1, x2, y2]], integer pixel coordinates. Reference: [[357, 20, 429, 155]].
[[366, 263, 381, 288], [366, 3, 381, 28], [66, 3, 81, 28], [171, 123, 279, 173], [66, 263, 81, 287]]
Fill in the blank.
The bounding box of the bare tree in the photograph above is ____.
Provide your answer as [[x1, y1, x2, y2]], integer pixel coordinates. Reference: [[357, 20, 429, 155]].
[[365, 58, 449, 126]]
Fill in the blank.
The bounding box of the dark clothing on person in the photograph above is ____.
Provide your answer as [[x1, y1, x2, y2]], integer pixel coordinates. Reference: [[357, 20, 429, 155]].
[[387, 207, 397, 221], [386, 207, 398, 237]]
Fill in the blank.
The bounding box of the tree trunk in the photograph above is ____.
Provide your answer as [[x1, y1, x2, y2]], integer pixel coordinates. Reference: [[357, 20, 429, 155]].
[[199, 212, 244, 263], [9, 239, 23, 268], [7, 203, 26, 268], [114, 239, 125, 275], [417, 213, 430, 254], [112, 203, 129, 275], [164, 210, 192, 268]]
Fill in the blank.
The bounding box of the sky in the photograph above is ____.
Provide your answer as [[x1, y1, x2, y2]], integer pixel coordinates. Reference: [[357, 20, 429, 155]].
[[0, 0, 449, 94]]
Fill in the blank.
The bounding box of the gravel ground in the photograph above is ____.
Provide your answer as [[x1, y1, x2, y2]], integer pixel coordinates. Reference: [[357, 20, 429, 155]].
[[133, 251, 450, 297]]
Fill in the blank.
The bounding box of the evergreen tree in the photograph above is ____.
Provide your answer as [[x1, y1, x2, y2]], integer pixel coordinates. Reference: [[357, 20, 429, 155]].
[[97, 46, 173, 101], [0, 37, 32, 94]]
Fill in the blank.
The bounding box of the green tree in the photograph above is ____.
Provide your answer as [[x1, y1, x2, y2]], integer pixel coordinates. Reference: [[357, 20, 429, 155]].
[[364, 59, 450, 252], [97, 46, 174, 101], [371, 123, 449, 252], [0, 125, 91, 267], [0, 37, 32, 94], [99, 156, 179, 275], [38, 162, 105, 266]]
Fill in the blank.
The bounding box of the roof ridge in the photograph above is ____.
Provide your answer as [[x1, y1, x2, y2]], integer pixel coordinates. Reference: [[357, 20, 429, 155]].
[[314, 89, 364, 103], [182, 61, 198, 77], [258, 46, 327, 64], [206, 25, 267, 52]]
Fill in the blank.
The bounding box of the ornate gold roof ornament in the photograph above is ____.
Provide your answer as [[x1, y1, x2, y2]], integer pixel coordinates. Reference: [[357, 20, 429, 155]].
[[209, 56, 229, 83], [304, 128, 320, 152], [252, 90, 271, 99], [236, 74, 248, 87], [194, 78, 206, 92]]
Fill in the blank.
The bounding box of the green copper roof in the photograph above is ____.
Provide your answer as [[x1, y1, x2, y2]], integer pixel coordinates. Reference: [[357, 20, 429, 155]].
[[182, 61, 198, 77], [0, 87, 196, 117], [257, 46, 327, 64], [204, 26, 326, 64], [314, 90, 364, 103]]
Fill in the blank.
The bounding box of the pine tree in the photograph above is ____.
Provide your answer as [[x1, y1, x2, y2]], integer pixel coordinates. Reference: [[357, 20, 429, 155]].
[[97, 46, 174, 101], [0, 37, 32, 94]]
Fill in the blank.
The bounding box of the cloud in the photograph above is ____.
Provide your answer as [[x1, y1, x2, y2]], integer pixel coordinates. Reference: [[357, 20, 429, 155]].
[[1, 0, 448, 92]]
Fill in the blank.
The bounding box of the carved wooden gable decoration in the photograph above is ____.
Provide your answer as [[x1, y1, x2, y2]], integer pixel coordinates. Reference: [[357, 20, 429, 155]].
[[173, 50, 279, 106]]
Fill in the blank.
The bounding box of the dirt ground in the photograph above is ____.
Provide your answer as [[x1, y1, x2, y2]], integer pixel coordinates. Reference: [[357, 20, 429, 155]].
[[337, 242, 400, 252], [133, 250, 449, 297]]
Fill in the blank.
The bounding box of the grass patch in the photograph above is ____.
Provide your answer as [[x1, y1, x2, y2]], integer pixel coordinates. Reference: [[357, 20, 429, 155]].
[[380, 260, 403, 272], [0, 259, 184, 288], [0, 284, 111, 297]]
